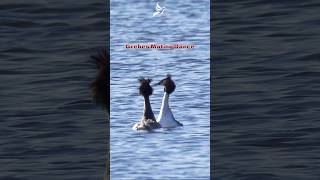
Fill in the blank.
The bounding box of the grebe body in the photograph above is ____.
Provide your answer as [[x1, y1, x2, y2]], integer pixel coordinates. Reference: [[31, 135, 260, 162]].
[[157, 92, 182, 127]]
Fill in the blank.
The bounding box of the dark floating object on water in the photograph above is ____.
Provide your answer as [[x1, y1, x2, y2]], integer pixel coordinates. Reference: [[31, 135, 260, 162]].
[[91, 50, 109, 111], [155, 74, 183, 127], [133, 77, 161, 131]]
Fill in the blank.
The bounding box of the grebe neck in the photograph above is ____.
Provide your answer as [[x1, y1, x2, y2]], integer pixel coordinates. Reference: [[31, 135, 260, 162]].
[[161, 92, 170, 109], [157, 92, 180, 128], [143, 95, 155, 120]]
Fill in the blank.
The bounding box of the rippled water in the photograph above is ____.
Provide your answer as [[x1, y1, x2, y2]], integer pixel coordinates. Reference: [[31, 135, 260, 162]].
[[110, 0, 210, 179], [0, 1, 107, 179], [214, 1, 320, 179]]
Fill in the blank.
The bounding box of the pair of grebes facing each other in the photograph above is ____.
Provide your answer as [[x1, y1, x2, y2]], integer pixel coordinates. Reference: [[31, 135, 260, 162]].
[[89, 50, 182, 132], [133, 74, 183, 131]]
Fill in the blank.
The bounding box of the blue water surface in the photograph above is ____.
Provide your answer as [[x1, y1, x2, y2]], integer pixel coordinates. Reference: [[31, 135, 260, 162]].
[[0, 1, 107, 179], [110, 0, 210, 179], [213, 1, 320, 179]]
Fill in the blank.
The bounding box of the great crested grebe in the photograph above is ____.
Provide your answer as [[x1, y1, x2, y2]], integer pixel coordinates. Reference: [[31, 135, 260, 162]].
[[155, 74, 183, 128], [133, 77, 161, 131], [90, 50, 109, 180]]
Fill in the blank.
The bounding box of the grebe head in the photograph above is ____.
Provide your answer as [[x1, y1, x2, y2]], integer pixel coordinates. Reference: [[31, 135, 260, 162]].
[[139, 77, 153, 97], [155, 74, 176, 94], [91, 50, 109, 110]]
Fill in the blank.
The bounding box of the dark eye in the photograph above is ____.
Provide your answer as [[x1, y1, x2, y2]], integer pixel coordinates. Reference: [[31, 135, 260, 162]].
[[138, 77, 144, 82]]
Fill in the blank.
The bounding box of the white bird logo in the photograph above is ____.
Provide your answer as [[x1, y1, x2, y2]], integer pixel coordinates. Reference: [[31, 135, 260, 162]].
[[153, 2, 165, 17]]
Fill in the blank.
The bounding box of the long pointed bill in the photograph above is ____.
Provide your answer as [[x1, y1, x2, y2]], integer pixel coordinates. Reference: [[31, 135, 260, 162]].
[[153, 79, 163, 86]]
